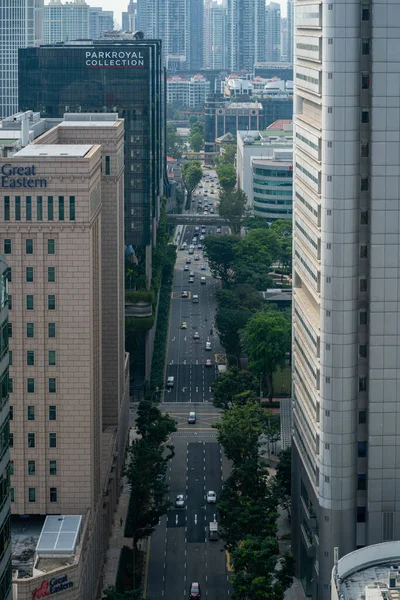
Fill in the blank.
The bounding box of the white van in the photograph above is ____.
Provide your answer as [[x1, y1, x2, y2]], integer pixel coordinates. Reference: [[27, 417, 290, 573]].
[[200, 277, 206, 284], [167, 376, 175, 388], [188, 412, 196, 424], [192, 295, 199, 303]]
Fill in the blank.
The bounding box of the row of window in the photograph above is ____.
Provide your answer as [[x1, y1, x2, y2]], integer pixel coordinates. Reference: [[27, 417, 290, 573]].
[[0, 470, 10, 513], [0, 320, 7, 361], [13, 322, 58, 339], [10, 432, 58, 449], [4, 196, 75, 222], [10, 350, 56, 367], [254, 167, 292, 178], [296, 161, 319, 186], [0, 371, 9, 411], [4, 237, 56, 255], [253, 187, 292, 197], [0, 418, 10, 461], [253, 178, 292, 187], [0, 557, 11, 600], [10, 405, 57, 421], [0, 516, 10, 562], [8, 377, 57, 394], [296, 131, 319, 152], [7, 295, 57, 312], [296, 72, 319, 86], [11, 487, 58, 503], [11, 459, 57, 476]]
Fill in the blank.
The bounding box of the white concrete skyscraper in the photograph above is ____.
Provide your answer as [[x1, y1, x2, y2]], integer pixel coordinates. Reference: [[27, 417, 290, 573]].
[[287, 0, 294, 64], [204, 1, 227, 70], [0, 0, 43, 119], [265, 1, 281, 62], [292, 1, 400, 599], [44, 0, 89, 44]]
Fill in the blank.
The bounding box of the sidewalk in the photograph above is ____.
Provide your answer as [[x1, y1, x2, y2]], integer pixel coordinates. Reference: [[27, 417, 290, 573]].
[[101, 477, 133, 594]]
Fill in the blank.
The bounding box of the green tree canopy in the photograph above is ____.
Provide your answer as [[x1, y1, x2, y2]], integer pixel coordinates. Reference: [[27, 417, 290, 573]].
[[166, 123, 184, 159], [232, 228, 279, 289], [211, 367, 258, 410], [103, 587, 149, 600], [217, 284, 264, 312], [189, 131, 204, 152], [182, 161, 203, 208], [215, 307, 250, 359], [188, 115, 199, 126], [243, 216, 270, 230], [269, 219, 293, 273], [216, 163, 237, 192], [272, 446, 292, 516], [203, 235, 239, 284], [218, 188, 249, 234], [219, 143, 237, 166], [242, 309, 291, 400]]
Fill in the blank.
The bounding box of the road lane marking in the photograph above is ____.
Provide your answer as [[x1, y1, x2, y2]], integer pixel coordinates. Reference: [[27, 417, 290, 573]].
[[195, 514, 197, 524]]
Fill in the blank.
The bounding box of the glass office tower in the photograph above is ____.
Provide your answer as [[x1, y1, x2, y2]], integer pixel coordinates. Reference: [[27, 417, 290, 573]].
[[18, 40, 164, 247]]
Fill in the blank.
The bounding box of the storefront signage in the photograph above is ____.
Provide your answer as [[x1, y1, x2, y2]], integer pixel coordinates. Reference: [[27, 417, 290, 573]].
[[32, 575, 73, 599], [1, 164, 47, 188], [85, 50, 145, 67]]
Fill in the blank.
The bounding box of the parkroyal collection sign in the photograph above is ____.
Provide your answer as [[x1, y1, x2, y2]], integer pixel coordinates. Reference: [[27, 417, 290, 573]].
[[31, 575, 73, 599], [85, 50, 145, 67], [1, 164, 47, 188]]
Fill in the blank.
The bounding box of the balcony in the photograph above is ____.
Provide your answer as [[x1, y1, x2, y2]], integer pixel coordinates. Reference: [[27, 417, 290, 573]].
[[301, 495, 317, 527], [300, 522, 316, 558]]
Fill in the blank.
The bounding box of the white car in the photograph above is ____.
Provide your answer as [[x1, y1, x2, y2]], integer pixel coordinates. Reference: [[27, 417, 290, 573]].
[[207, 491, 217, 504], [205, 341, 212, 351], [175, 494, 185, 508]]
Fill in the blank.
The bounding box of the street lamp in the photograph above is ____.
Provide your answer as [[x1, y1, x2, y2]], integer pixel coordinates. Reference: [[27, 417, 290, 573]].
[[150, 387, 165, 402]]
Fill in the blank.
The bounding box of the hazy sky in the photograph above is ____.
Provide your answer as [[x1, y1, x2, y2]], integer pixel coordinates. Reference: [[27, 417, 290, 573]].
[[80, 0, 287, 27]]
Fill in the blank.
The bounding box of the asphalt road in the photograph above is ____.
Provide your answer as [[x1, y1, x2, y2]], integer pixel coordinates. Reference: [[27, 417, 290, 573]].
[[145, 171, 231, 600]]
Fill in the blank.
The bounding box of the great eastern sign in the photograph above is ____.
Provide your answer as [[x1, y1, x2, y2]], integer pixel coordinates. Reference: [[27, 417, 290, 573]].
[[0, 164, 47, 188], [31, 574, 73, 599]]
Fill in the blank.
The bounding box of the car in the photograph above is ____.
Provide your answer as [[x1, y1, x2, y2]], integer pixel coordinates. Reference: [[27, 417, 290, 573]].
[[188, 248, 194, 255], [207, 491, 217, 504], [184, 265, 189, 271], [181, 291, 188, 298], [192, 294, 199, 303], [189, 582, 201, 600], [200, 264, 207, 270], [205, 359, 212, 367], [180, 245, 185, 250], [205, 341, 212, 351], [175, 494, 185, 508], [193, 332, 200, 339], [204, 192, 208, 196], [189, 244, 195, 250], [216, 227, 221, 233], [192, 238, 198, 244], [200, 276, 206, 284], [181, 322, 187, 329], [188, 411, 196, 424], [167, 376, 175, 388], [189, 271, 195, 277], [182, 242, 187, 248], [189, 277, 194, 283], [186, 258, 192, 264], [194, 255, 200, 261], [194, 226, 199, 232], [210, 209, 214, 214], [200, 235, 205, 241], [197, 244, 203, 249], [198, 184, 203, 188]]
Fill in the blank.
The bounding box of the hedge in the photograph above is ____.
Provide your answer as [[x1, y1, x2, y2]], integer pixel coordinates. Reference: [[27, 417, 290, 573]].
[[125, 290, 155, 305], [115, 545, 134, 592], [126, 315, 155, 331]]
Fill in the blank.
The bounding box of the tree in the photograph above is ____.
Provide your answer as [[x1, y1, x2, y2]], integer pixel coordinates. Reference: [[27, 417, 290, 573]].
[[215, 307, 250, 359], [270, 219, 293, 274], [273, 446, 292, 516], [244, 216, 270, 230], [232, 228, 279, 290], [188, 115, 199, 126], [189, 131, 203, 152], [182, 161, 203, 209], [242, 310, 291, 401], [203, 235, 238, 285], [190, 120, 204, 136], [103, 587, 149, 600], [211, 367, 258, 410], [218, 188, 248, 234], [166, 123, 184, 159], [219, 143, 236, 166], [217, 285, 264, 312], [213, 403, 279, 464], [216, 163, 236, 192]]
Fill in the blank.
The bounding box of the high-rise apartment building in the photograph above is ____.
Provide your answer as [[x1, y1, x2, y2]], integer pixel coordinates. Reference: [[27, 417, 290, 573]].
[[292, 2, 400, 599], [204, 1, 227, 70], [167, 75, 211, 108], [44, 0, 89, 44], [287, 0, 293, 64], [0, 0, 43, 119], [122, 0, 136, 32], [265, 1, 281, 63], [0, 256, 11, 600], [226, 0, 265, 72], [89, 7, 114, 39]]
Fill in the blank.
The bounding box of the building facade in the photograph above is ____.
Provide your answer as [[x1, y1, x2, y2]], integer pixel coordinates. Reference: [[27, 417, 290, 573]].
[[43, 0, 89, 45], [226, 0, 265, 71], [265, 1, 281, 63], [252, 152, 293, 221], [0, 256, 11, 600], [292, 1, 400, 599], [122, 1, 136, 32], [208, 1, 227, 70], [89, 7, 114, 39], [287, 0, 293, 64], [18, 39, 164, 253], [167, 75, 211, 108], [205, 98, 263, 154], [0, 0, 43, 120]]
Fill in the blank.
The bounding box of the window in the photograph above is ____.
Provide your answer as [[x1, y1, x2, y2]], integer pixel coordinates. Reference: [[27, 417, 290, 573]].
[[360, 211, 368, 225], [327, 175, 332, 182], [327, 209, 332, 216], [326, 277, 331, 283], [8, 378, 13, 394], [325, 377, 331, 383], [359, 410, 367, 424], [48, 351, 56, 366], [49, 433, 57, 448], [49, 378, 56, 393], [28, 488, 36, 502], [327, 38, 333, 45], [26, 239, 33, 254], [9, 433, 13, 448], [27, 322, 34, 338], [48, 295, 55, 310], [26, 197, 32, 221], [357, 474, 367, 490], [362, 39, 370, 55], [105, 156, 111, 175], [48, 239, 55, 254], [359, 377, 367, 391], [9, 406, 13, 420], [48, 323, 56, 338], [28, 433, 35, 448], [50, 487, 58, 503], [361, 142, 369, 158], [26, 295, 34, 310], [362, 73, 370, 89], [49, 405, 57, 421], [359, 344, 367, 358], [7, 323, 12, 339], [325, 443, 330, 449], [10, 488, 14, 502], [27, 405, 35, 420], [6, 268, 11, 283], [28, 460, 36, 476], [327, 107, 332, 114], [15, 197, 21, 221], [27, 350, 35, 366], [3, 239, 11, 255], [326, 310, 331, 317], [327, 243, 331, 249], [48, 196, 54, 220], [360, 245, 368, 258], [26, 267, 34, 283], [358, 441, 367, 458], [362, 5, 370, 20], [69, 196, 75, 221], [357, 506, 366, 522], [326, 344, 331, 350], [4, 197, 10, 221], [37, 196, 43, 221], [360, 311, 367, 325], [9, 461, 14, 475], [327, 141, 332, 148], [8, 296, 12, 311], [48, 267, 55, 283], [328, 72, 333, 79], [361, 108, 369, 124], [27, 379, 35, 394], [58, 196, 64, 221], [360, 279, 368, 292], [361, 177, 369, 191], [49, 460, 57, 475]]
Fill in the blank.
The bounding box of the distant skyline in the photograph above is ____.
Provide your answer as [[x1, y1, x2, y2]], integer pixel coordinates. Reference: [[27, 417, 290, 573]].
[[49, 0, 287, 27]]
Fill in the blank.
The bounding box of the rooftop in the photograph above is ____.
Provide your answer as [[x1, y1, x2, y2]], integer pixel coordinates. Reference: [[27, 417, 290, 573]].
[[267, 119, 293, 130], [228, 102, 263, 109], [15, 144, 93, 158]]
